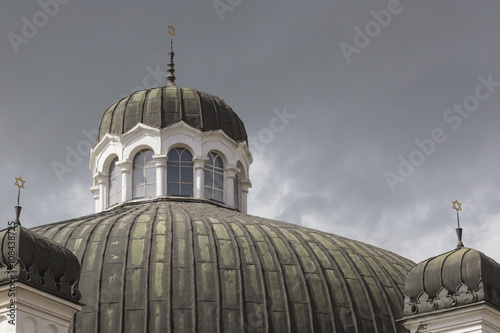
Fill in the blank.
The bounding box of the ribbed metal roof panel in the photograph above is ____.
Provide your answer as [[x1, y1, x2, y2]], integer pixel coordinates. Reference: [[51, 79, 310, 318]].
[[32, 199, 413, 333], [403, 246, 500, 317], [97, 86, 247, 143]]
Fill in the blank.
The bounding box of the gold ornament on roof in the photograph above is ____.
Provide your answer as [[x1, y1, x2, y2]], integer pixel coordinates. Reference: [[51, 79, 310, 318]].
[[452, 200, 462, 212], [15, 176, 25, 190], [168, 25, 175, 39], [15, 176, 25, 208], [452, 200, 464, 247]]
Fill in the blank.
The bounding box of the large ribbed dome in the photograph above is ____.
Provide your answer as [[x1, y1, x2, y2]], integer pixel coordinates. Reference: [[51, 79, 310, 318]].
[[97, 86, 248, 143], [32, 199, 414, 332]]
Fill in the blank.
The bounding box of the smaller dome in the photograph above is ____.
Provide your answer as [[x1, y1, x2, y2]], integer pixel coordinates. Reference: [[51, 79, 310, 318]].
[[403, 247, 500, 316], [97, 86, 248, 143], [0, 225, 81, 303]]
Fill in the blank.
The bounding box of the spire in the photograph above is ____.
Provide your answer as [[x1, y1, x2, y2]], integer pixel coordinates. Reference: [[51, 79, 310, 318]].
[[14, 176, 25, 225], [452, 200, 463, 248], [166, 25, 176, 87]]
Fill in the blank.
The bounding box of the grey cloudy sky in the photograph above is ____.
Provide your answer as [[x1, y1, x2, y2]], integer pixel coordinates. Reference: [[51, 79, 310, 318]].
[[1, 0, 500, 263]]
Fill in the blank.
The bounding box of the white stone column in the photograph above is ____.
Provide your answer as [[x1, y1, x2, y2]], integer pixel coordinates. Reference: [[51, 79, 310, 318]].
[[193, 156, 209, 199], [241, 179, 252, 214], [225, 166, 239, 208], [90, 186, 99, 213], [117, 160, 132, 203], [94, 172, 106, 213], [153, 154, 168, 197]]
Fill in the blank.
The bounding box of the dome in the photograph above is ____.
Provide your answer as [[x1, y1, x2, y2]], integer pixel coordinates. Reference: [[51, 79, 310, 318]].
[[0, 225, 81, 303], [403, 246, 500, 316], [32, 198, 414, 332], [97, 86, 248, 144]]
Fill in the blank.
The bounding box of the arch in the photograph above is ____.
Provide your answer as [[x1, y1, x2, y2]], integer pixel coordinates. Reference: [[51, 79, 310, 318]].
[[204, 151, 224, 202], [23, 316, 37, 333], [165, 142, 195, 158], [201, 140, 233, 166], [236, 160, 247, 179], [125, 143, 157, 163], [167, 147, 194, 197], [132, 149, 156, 198], [93, 137, 123, 174], [108, 157, 121, 207], [162, 124, 202, 157], [0, 317, 8, 332], [97, 150, 121, 176], [46, 324, 58, 333]]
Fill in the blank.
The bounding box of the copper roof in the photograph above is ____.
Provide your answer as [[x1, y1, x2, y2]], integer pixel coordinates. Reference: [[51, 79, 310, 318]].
[[0, 226, 81, 303], [32, 199, 414, 332], [403, 247, 500, 317], [97, 86, 248, 143]]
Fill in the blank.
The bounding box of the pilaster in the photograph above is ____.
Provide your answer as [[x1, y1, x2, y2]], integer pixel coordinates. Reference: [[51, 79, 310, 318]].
[[241, 179, 252, 214], [94, 172, 107, 213], [193, 156, 209, 199], [225, 165, 239, 208], [117, 160, 132, 203], [153, 154, 168, 196], [90, 185, 99, 213]]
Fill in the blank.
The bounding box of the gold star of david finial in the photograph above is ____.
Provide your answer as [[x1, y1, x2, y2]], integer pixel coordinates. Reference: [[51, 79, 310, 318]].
[[452, 200, 462, 212], [15, 177, 25, 190], [168, 25, 175, 38]]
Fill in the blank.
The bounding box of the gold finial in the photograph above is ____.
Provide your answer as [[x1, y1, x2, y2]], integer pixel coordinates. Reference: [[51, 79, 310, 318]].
[[168, 25, 175, 52], [15, 177, 25, 206], [452, 200, 463, 248], [168, 25, 175, 39], [15, 176, 25, 190], [14, 177, 25, 225]]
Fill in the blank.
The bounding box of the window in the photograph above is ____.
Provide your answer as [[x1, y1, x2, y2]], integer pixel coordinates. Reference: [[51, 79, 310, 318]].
[[108, 158, 121, 207], [132, 149, 156, 198], [167, 148, 193, 196], [234, 172, 241, 211], [204, 152, 224, 202]]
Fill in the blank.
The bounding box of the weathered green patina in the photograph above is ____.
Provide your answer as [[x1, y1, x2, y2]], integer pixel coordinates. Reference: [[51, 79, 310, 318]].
[[32, 198, 413, 332], [0, 225, 81, 304], [402, 246, 500, 317], [98, 86, 247, 143]]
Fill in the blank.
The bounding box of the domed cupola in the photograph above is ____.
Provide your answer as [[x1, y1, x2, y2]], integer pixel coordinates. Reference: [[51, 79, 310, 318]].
[[97, 86, 248, 144], [89, 39, 252, 213], [400, 202, 500, 332], [403, 247, 500, 316]]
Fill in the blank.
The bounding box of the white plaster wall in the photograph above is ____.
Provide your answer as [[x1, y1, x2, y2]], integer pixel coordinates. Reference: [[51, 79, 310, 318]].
[[403, 303, 500, 333], [0, 283, 81, 333], [90, 121, 253, 213]]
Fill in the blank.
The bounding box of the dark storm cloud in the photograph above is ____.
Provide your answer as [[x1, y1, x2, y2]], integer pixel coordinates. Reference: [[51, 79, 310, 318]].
[[1, 0, 500, 263]]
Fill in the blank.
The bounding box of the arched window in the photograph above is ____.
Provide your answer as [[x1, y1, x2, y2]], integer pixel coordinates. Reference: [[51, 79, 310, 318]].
[[132, 149, 156, 198], [204, 152, 224, 202], [167, 148, 193, 197], [234, 171, 241, 211], [108, 158, 121, 207]]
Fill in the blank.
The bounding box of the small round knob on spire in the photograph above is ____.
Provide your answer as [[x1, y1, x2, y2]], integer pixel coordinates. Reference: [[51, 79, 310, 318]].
[[167, 25, 176, 87]]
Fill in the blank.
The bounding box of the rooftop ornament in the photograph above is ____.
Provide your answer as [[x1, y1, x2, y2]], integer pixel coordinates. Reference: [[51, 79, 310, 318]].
[[452, 199, 463, 248], [14, 176, 25, 225], [166, 24, 176, 87]]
